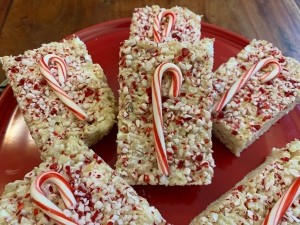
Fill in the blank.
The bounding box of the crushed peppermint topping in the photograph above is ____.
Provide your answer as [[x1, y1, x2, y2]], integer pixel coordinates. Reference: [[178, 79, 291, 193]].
[[212, 39, 300, 156]]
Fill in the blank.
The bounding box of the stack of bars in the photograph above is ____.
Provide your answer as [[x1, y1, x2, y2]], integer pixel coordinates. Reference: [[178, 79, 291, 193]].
[[116, 5, 215, 185]]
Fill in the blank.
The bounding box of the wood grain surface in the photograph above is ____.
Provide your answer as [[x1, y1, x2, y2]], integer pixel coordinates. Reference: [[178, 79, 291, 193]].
[[0, 0, 299, 82]]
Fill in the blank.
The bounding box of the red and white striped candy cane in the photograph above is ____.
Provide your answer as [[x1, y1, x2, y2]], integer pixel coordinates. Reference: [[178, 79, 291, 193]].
[[30, 171, 78, 225], [152, 62, 183, 176], [153, 10, 176, 43], [213, 57, 282, 113], [39, 54, 87, 120], [262, 177, 300, 225]]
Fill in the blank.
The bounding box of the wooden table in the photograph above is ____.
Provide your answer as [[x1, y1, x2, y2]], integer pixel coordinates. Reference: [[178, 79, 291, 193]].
[[0, 0, 299, 84]]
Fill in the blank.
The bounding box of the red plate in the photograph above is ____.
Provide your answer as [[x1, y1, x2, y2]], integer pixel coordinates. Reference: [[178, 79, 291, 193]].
[[1, 18, 300, 224]]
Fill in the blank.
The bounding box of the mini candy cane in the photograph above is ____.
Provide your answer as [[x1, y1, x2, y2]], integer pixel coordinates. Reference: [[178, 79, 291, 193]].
[[30, 171, 77, 225], [39, 54, 87, 120], [213, 57, 282, 113], [153, 10, 176, 43], [262, 177, 300, 225], [152, 62, 183, 175]]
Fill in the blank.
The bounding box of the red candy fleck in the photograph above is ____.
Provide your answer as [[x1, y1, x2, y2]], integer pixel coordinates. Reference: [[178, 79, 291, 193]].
[[278, 57, 285, 63], [171, 145, 178, 151], [143, 174, 150, 183], [280, 157, 290, 162], [132, 81, 137, 90], [217, 111, 224, 119], [259, 87, 265, 93], [18, 78, 26, 86], [171, 33, 182, 41], [196, 154, 203, 162], [177, 160, 184, 169], [91, 210, 100, 222], [251, 124, 261, 131], [33, 208, 39, 216], [84, 88, 94, 97], [236, 185, 244, 192], [40, 79, 47, 86], [181, 48, 190, 57], [17, 202, 24, 211], [33, 83, 39, 90], [49, 163, 58, 171], [285, 91, 294, 97], [231, 130, 238, 135], [50, 108, 57, 116], [263, 115, 272, 121], [9, 66, 19, 73], [239, 65, 246, 70], [146, 87, 152, 97]]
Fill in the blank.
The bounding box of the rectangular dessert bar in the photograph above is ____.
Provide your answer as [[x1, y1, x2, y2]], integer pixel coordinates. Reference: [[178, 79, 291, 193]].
[[0, 137, 168, 225], [129, 5, 201, 43], [212, 39, 300, 156], [0, 37, 116, 151], [190, 140, 300, 224], [116, 38, 215, 185]]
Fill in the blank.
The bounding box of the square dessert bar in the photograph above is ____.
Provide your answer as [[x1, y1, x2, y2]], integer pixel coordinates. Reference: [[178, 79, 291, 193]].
[[0, 37, 116, 151], [0, 137, 168, 225], [190, 140, 300, 224], [212, 39, 300, 156], [116, 38, 215, 185], [130, 5, 201, 43]]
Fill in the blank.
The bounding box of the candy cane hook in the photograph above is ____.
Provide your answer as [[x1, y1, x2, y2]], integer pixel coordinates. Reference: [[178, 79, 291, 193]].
[[30, 171, 78, 225], [153, 10, 176, 43], [213, 57, 282, 113], [39, 54, 88, 120]]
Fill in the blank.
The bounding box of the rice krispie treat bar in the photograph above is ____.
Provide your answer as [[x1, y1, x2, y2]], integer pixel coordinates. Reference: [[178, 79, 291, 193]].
[[0, 37, 116, 151], [0, 137, 168, 225], [129, 5, 201, 43], [116, 38, 215, 185], [212, 39, 300, 156], [190, 140, 300, 225]]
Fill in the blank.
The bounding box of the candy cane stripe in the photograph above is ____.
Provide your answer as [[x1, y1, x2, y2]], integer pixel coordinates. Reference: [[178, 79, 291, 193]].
[[213, 57, 282, 113], [153, 122, 169, 175], [39, 54, 87, 120], [153, 10, 176, 43], [262, 177, 300, 225], [162, 11, 176, 37], [30, 171, 78, 225], [152, 62, 183, 176]]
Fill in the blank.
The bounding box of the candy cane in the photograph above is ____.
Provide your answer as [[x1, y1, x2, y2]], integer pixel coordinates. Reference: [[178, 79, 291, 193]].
[[30, 171, 78, 225], [153, 10, 176, 43], [39, 54, 87, 120], [152, 62, 183, 175], [262, 177, 300, 225], [213, 57, 282, 113]]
